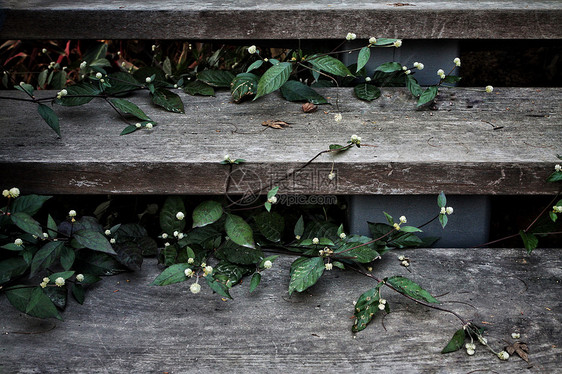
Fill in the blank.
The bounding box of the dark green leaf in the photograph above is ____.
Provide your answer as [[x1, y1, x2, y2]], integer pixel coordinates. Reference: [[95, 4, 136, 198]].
[[120, 125, 138, 135], [38, 69, 49, 88], [334, 237, 379, 263], [48, 271, 75, 282], [151, 263, 191, 286], [254, 62, 292, 100], [441, 328, 467, 353], [443, 76, 462, 84], [375, 62, 403, 73], [280, 80, 328, 104], [308, 55, 353, 77], [225, 214, 255, 249], [357, 47, 371, 73], [160, 196, 186, 234], [387, 276, 440, 304], [43, 285, 67, 309], [547, 171, 562, 182], [288, 257, 324, 295], [60, 245, 75, 270], [439, 214, 448, 228], [72, 284, 85, 304], [73, 251, 125, 276], [249, 272, 261, 293], [104, 72, 141, 96], [192, 200, 223, 228], [83, 42, 108, 64], [56, 82, 101, 106], [206, 276, 233, 299], [373, 38, 399, 46], [183, 80, 215, 96], [162, 244, 178, 266], [214, 261, 247, 287], [114, 241, 143, 270], [389, 232, 423, 248], [254, 212, 284, 242], [246, 60, 264, 73], [16, 82, 34, 96], [406, 75, 423, 98], [10, 195, 51, 216], [400, 226, 423, 233], [294, 216, 305, 238], [47, 214, 57, 238], [133, 67, 166, 85], [417, 86, 439, 107], [216, 239, 263, 265], [51, 71, 67, 89], [1, 243, 23, 251], [354, 84, 381, 101], [231, 73, 258, 103], [5, 286, 62, 320], [197, 70, 235, 88], [151, 88, 185, 113], [352, 282, 384, 332], [74, 230, 116, 255], [520, 230, 538, 254], [37, 104, 60, 136], [109, 98, 151, 121], [437, 191, 447, 208], [0, 257, 28, 285], [11, 212, 43, 237]]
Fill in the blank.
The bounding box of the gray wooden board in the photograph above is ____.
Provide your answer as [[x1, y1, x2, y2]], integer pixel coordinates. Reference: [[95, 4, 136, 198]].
[[0, 87, 560, 195], [1, 1, 561, 39], [0, 248, 560, 373]]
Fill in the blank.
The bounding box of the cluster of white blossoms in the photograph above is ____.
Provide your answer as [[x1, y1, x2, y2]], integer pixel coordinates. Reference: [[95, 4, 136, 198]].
[[465, 342, 476, 356], [453, 57, 461, 67], [312, 237, 320, 245], [176, 211, 185, 220], [40, 277, 50, 288], [14, 238, 23, 246], [350, 134, 361, 145], [190, 282, 201, 294], [339, 232, 346, 239], [437, 69, 446, 80], [440, 206, 454, 215], [398, 255, 410, 267], [80, 61, 87, 70], [553, 205, 562, 213], [393, 40, 402, 48], [378, 298, 387, 311], [2, 187, 20, 198], [402, 66, 411, 75], [247, 45, 257, 54], [203, 265, 213, 277], [392, 215, 407, 231], [76, 274, 84, 282], [263, 260, 273, 269], [555, 164, 561, 172], [413, 62, 424, 70], [267, 195, 278, 204], [55, 277, 65, 287], [325, 262, 333, 270], [173, 231, 185, 239], [56, 89, 68, 99], [346, 32, 357, 41], [485, 85, 494, 93], [497, 351, 510, 360], [184, 268, 194, 277], [511, 332, 521, 339], [68, 210, 77, 217]]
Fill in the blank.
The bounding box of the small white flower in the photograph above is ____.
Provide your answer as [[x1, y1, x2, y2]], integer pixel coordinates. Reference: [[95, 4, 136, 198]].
[[401, 260, 410, 267], [325, 263, 333, 270], [9, 187, 20, 198], [378, 303, 385, 310], [43, 277, 50, 283], [190, 282, 201, 294], [453, 57, 461, 67], [2, 190, 9, 198], [188, 258, 195, 264], [80, 61, 87, 69], [312, 237, 319, 245], [328, 172, 336, 180], [398, 255, 405, 261], [379, 298, 386, 305], [477, 336, 488, 345], [95, 72, 102, 79], [295, 235, 301, 240], [345, 32, 357, 41], [173, 231, 179, 237], [247, 45, 257, 54], [43, 232, 49, 238], [184, 268, 193, 277], [334, 113, 343, 122], [393, 223, 401, 230], [267, 196, 278, 204], [176, 211, 185, 220], [14, 238, 23, 246], [177, 233, 184, 239], [68, 210, 77, 217], [263, 260, 273, 269], [55, 277, 65, 287], [161, 233, 168, 239], [204, 265, 213, 274], [511, 332, 520, 339], [399, 216, 407, 224], [437, 69, 446, 79], [402, 66, 408, 71], [339, 232, 346, 239], [555, 164, 561, 172], [133, 122, 141, 129], [121, 61, 127, 67], [497, 351, 509, 360], [151, 44, 157, 51], [416, 62, 424, 70], [365, 77, 371, 82], [145, 123, 153, 129], [105, 229, 111, 236], [350, 134, 361, 145], [164, 242, 170, 247], [40, 281, 48, 288], [369, 37, 377, 45], [446, 207, 454, 215], [405, 70, 411, 75], [485, 85, 494, 93], [145, 77, 152, 83], [393, 40, 402, 48], [110, 238, 116, 244], [554, 206, 562, 213], [76, 274, 84, 282], [466, 348, 475, 356], [42, 48, 47, 54], [224, 154, 231, 161], [440, 207, 446, 215]]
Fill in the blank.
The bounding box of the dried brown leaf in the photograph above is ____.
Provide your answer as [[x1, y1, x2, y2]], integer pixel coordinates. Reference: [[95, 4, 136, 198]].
[[505, 341, 530, 362], [261, 120, 291, 129]]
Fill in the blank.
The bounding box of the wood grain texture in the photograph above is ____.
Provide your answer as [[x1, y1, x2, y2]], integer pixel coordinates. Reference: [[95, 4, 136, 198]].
[[0, 1, 561, 39], [0, 248, 560, 373], [0, 87, 560, 195]]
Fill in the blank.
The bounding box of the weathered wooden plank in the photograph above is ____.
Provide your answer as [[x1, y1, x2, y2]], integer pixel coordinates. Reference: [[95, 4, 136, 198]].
[[0, 87, 560, 195], [1, 248, 560, 373], [1, 1, 561, 40]]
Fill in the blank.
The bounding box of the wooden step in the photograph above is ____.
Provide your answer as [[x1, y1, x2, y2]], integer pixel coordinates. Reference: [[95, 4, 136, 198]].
[[0, 87, 560, 195], [1, 249, 560, 373], [1, 1, 561, 40]]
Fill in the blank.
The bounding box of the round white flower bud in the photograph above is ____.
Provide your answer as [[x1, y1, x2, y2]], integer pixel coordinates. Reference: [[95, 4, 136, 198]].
[[110, 238, 116, 244], [497, 351, 509, 360], [466, 348, 475, 356], [2, 190, 9, 198], [339, 232, 346, 239], [105, 229, 111, 236], [334, 113, 343, 122], [312, 237, 319, 245], [55, 277, 65, 287], [399, 216, 407, 224], [485, 85, 494, 93], [43, 232, 49, 238], [43, 277, 50, 283], [345, 32, 357, 41], [40, 282, 48, 288], [9, 187, 20, 198], [398, 255, 405, 261], [555, 164, 562, 172], [190, 282, 201, 294], [164, 242, 170, 247], [393, 40, 402, 48], [511, 332, 520, 339], [42, 48, 47, 54], [267, 196, 277, 204], [401, 260, 410, 267], [325, 263, 333, 270], [177, 233, 184, 239], [95, 72, 102, 79], [328, 172, 336, 181], [76, 274, 84, 282], [417, 62, 424, 70], [365, 77, 371, 82], [176, 211, 185, 220], [161, 233, 168, 239], [14, 238, 23, 246], [135, 122, 141, 128], [68, 210, 77, 217], [146, 77, 152, 83], [405, 70, 411, 75], [453, 57, 461, 67], [247, 45, 257, 54], [173, 231, 179, 237], [446, 207, 454, 215], [80, 61, 87, 69], [263, 260, 273, 269], [184, 268, 193, 277], [188, 257, 195, 264], [378, 303, 385, 310], [295, 235, 301, 240], [369, 37, 377, 45], [440, 207, 446, 215], [146, 123, 153, 129], [204, 265, 213, 274]]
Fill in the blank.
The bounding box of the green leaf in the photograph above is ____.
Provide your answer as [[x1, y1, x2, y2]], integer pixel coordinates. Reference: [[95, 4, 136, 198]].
[[406, 75, 423, 98], [74, 230, 116, 255], [254, 62, 292, 100], [51, 71, 67, 89], [60, 245, 75, 270], [352, 282, 384, 332], [11, 195, 51, 216], [249, 272, 261, 293], [48, 270, 75, 282], [280, 80, 328, 104], [15, 82, 34, 96], [1, 243, 23, 251], [160, 196, 186, 234], [109, 98, 151, 121], [389, 232, 423, 248], [47, 214, 57, 238], [206, 276, 233, 299], [373, 38, 399, 46], [294, 216, 305, 238], [387, 276, 440, 304], [225, 214, 255, 249], [231, 73, 258, 103], [162, 244, 178, 266], [288, 257, 324, 295], [437, 191, 447, 208], [197, 70, 235, 88], [151, 263, 191, 286], [183, 80, 215, 96], [104, 72, 141, 96], [308, 55, 353, 77], [73, 251, 125, 276], [439, 214, 448, 229], [375, 62, 403, 73], [549, 210, 558, 222], [0, 257, 28, 285], [120, 125, 138, 136], [72, 284, 85, 304], [192, 200, 223, 228], [37, 104, 60, 136], [357, 47, 371, 73], [417, 86, 439, 107], [254, 212, 284, 242], [246, 60, 264, 73], [354, 84, 381, 102], [400, 226, 423, 233], [163, 57, 173, 76], [5, 286, 62, 320], [83, 42, 108, 65], [442, 328, 467, 353], [11, 212, 43, 237], [547, 171, 562, 182], [151, 88, 185, 113], [38, 69, 49, 88], [267, 186, 279, 200], [334, 237, 379, 263], [520, 230, 538, 254], [56, 82, 101, 106], [443, 76, 462, 84], [114, 241, 143, 271], [133, 67, 166, 85]]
